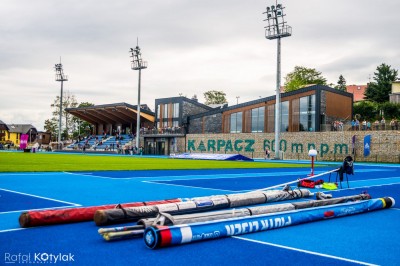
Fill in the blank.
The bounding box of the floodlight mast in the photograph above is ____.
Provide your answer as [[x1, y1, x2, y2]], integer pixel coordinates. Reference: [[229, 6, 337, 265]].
[[263, 3, 291, 159], [55, 60, 68, 149], [130, 41, 147, 151]]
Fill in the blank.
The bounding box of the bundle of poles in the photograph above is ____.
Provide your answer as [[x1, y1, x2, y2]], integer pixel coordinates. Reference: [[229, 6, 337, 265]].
[[20, 168, 338, 228], [17, 168, 395, 249], [98, 193, 373, 241]]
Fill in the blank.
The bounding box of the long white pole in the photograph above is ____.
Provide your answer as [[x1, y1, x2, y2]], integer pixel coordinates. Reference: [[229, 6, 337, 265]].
[[274, 36, 281, 159], [135, 69, 141, 150]]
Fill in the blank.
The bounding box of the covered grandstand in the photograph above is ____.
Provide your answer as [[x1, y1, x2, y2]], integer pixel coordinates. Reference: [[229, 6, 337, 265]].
[[65, 102, 155, 136]]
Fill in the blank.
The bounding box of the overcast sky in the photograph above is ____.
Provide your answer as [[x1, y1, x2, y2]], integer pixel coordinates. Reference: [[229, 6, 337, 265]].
[[1, 0, 399, 131]]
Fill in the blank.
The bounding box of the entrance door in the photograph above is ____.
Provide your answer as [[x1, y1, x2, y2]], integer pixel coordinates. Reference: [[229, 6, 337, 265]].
[[156, 141, 165, 155]]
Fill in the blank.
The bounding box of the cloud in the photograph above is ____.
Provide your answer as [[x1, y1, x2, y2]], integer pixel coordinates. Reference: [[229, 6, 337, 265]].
[[0, 0, 399, 131]]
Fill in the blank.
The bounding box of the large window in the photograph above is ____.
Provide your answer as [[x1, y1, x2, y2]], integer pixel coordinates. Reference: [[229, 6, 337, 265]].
[[291, 98, 300, 131], [251, 107, 265, 132], [267, 105, 275, 133], [157, 104, 161, 118], [230, 112, 243, 133], [173, 103, 179, 118], [163, 104, 169, 118], [281, 101, 289, 132], [299, 95, 315, 131]]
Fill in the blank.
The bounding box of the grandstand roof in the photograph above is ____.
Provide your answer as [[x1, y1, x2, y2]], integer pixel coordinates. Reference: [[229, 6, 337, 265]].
[[65, 102, 155, 125]]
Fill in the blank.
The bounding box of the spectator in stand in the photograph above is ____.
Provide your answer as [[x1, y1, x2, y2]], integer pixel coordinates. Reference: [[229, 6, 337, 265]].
[[362, 120, 367, 131], [355, 119, 360, 131], [139, 146, 143, 155], [351, 120, 355, 131], [367, 120, 371, 130], [374, 120, 380, 130], [381, 117, 386, 130], [395, 119, 399, 130], [390, 119, 395, 130]]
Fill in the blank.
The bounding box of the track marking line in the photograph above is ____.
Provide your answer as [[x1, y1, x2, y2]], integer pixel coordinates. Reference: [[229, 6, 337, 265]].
[[142, 180, 238, 192], [0, 228, 26, 233], [334, 182, 400, 192], [233, 236, 378, 266], [0, 188, 81, 207], [66, 171, 312, 180]]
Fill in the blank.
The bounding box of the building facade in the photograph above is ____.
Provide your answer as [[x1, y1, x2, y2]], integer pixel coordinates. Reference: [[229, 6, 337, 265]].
[[188, 85, 353, 134], [142, 85, 353, 155]]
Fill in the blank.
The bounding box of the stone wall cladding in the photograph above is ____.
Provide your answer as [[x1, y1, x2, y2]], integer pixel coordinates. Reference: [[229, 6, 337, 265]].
[[179, 131, 400, 163], [182, 101, 210, 121], [189, 118, 203, 134]]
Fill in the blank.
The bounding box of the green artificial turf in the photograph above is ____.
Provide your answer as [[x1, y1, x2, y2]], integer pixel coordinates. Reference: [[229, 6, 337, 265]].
[[0, 152, 309, 172]]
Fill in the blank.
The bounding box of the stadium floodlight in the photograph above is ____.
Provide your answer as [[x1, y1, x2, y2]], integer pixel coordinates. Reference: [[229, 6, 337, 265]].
[[130, 39, 147, 151], [263, 2, 291, 160], [54, 60, 68, 149]]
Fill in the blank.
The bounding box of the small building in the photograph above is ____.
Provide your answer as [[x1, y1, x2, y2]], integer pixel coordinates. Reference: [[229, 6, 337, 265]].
[[36, 132, 52, 145], [3, 123, 37, 146], [346, 85, 367, 102], [390, 80, 400, 103], [0, 120, 9, 143]]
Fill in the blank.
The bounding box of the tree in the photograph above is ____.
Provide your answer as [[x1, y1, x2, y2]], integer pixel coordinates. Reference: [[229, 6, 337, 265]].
[[47, 91, 78, 140], [284, 66, 327, 92], [353, 101, 379, 121], [203, 90, 228, 105], [335, 74, 347, 91], [380, 102, 400, 119], [43, 118, 58, 141], [364, 63, 398, 103]]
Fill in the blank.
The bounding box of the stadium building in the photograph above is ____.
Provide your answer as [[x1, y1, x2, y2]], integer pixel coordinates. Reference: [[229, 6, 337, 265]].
[[66, 85, 353, 156]]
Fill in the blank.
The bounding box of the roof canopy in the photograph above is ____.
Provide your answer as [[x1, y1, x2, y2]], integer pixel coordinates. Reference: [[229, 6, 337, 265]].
[[65, 102, 155, 126]]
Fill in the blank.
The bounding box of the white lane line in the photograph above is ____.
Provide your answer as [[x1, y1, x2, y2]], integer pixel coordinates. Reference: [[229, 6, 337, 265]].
[[0, 228, 26, 233], [233, 236, 378, 266], [142, 180, 238, 192], [0, 188, 81, 206]]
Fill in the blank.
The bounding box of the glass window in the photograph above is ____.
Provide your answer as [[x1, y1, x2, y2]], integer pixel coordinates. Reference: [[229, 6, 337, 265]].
[[251, 106, 265, 132], [281, 101, 289, 132], [230, 112, 243, 133], [163, 104, 169, 118], [267, 105, 275, 133], [291, 98, 300, 131], [157, 104, 161, 118], [299, 95, 315, 131], [173, 103, 179, 118]]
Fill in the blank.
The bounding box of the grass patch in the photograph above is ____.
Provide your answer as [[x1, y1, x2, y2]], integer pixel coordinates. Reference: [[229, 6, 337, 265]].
[[0, 152, 309, 172]]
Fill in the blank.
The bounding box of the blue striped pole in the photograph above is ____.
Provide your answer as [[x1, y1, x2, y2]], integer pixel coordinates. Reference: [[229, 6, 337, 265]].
[[144, 197, 394, 249]]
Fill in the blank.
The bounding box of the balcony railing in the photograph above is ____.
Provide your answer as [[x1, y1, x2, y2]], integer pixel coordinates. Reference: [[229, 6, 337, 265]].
[[142, 127, 185, 135]]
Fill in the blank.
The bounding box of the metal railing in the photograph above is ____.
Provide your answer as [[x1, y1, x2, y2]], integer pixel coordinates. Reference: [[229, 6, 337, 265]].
[[142, 127, 185, 135]]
